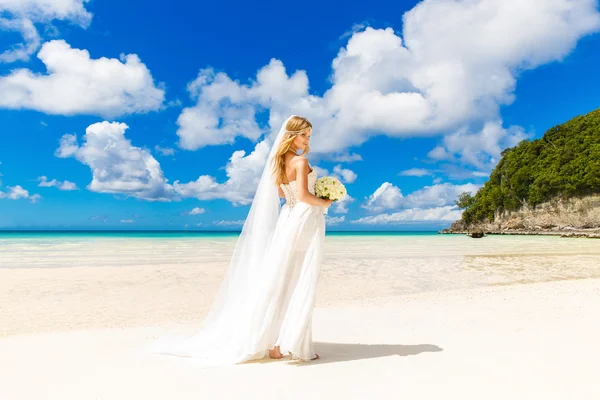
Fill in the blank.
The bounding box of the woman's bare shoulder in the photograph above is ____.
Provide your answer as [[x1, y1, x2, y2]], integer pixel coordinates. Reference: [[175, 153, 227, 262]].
[[290, 155, 308, 169]]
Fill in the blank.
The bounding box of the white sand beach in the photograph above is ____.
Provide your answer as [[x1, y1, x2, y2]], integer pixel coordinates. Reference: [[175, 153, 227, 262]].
[[1, 234, 599, 399]]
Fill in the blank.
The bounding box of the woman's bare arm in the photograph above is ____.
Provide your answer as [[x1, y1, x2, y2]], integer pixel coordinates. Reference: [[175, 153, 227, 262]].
[[278, 185, 286, 198], [293, 157, 332, 207]]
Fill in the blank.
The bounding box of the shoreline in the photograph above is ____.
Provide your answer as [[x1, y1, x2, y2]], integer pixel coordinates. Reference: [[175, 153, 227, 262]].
[[439, 228, 600, 238], [3, 234, 600, 337]]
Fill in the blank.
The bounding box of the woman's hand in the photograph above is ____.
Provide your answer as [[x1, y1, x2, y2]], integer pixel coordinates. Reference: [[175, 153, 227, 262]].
[[322, 198, 333, 208]]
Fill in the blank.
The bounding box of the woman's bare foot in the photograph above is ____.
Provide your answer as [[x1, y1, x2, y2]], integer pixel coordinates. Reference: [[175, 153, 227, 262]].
[[310, 353, 319, 360], [269, 346, 283, 359]]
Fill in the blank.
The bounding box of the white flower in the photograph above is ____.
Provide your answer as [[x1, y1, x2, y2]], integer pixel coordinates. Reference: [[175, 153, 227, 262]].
[[315, 176, 347, 201]]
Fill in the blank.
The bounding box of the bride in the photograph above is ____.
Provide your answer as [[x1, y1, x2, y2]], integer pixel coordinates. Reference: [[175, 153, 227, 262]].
[[151, 115, 332, 365]]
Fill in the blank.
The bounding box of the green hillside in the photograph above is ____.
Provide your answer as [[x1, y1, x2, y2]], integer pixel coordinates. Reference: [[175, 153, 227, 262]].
[[456, 108, 600, 224]]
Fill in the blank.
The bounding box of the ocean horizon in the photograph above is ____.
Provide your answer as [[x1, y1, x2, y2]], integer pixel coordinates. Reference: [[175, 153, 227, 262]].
[[0, 229, 440, 239]]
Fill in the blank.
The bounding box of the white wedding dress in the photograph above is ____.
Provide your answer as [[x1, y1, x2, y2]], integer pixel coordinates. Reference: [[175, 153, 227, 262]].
[[150, 166, 326, 366]]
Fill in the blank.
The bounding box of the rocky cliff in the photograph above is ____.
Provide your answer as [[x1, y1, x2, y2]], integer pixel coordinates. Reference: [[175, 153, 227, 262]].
[[443, 107, 600, 238], [442, 194, 600, 238]]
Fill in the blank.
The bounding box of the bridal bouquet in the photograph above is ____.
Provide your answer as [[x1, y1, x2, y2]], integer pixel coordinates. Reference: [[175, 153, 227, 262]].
[[314, 176, 347, 215]]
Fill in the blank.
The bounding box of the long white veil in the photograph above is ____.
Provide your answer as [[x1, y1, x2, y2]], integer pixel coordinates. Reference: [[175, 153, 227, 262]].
[[199, 115, 294, 330], [149, 115, 297, 365]]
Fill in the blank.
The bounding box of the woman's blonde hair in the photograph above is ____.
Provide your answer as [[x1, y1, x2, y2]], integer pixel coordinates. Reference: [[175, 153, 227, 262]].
[[272, 116, 312, 186]]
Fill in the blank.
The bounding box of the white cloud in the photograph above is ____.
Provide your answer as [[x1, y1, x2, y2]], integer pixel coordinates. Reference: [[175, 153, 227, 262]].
[[333, 194, 354, 214], [0, 0, 92, 24], [172, 0, 599, 168], [173, 140, 271, 206], [154, 145, 175, 156], [0, 185, 41, 202], [0, 185, 29, 200], [325, 215, 345, 225], [55, 133, 78, 158], [427, 146, 454, 162], [313, 165, 357, 185], [363, 182, 480, 212], [29, 193, 42, 203], [399, 168, 431, 177], [340, 22, 371, 40], [436, 164, 491, 180], [187, 207, 206, 215], [472, 171, 490, 178], [213, 219, 245, 226], [312, 165, 329, 178], [0, 40, 165, 117], [56, 122, 281, 206], [55, 122, 176, 201], [120, 219, 134, 223], [352, 205, 463, 224], [0, 0, 92, 63], [176, 63, 300, 149], [37, 175, 78, 191], [330, 152, 363, 163], [403, 182, 481, 209], [176, 61, 317, 150], [0, 162, 41, 202], [428, 121, 529, 170], [333, 164, 357, 184], [363, 182, 404, 213], [0, 17, 40, 63]]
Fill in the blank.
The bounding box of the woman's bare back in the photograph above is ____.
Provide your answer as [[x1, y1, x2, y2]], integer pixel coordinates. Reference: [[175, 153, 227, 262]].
[[283, 155, 312, 184]]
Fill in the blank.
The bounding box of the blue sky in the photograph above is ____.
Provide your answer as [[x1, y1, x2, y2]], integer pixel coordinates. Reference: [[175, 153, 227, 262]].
[[0, 0, 599, 231]]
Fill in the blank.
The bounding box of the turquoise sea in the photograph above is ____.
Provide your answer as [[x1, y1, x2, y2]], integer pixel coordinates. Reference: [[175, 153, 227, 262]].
[[2, 230, 599, 277], [2, 229, 600, 336], [0, 230, 437, 239]]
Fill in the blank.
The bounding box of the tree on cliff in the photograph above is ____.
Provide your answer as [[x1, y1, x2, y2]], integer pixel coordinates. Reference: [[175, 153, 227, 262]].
[[456, 108, 600, 225]]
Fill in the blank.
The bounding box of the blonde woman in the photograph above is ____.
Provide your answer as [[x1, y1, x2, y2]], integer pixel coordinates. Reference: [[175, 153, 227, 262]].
[[151, 115, 332, 365]]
